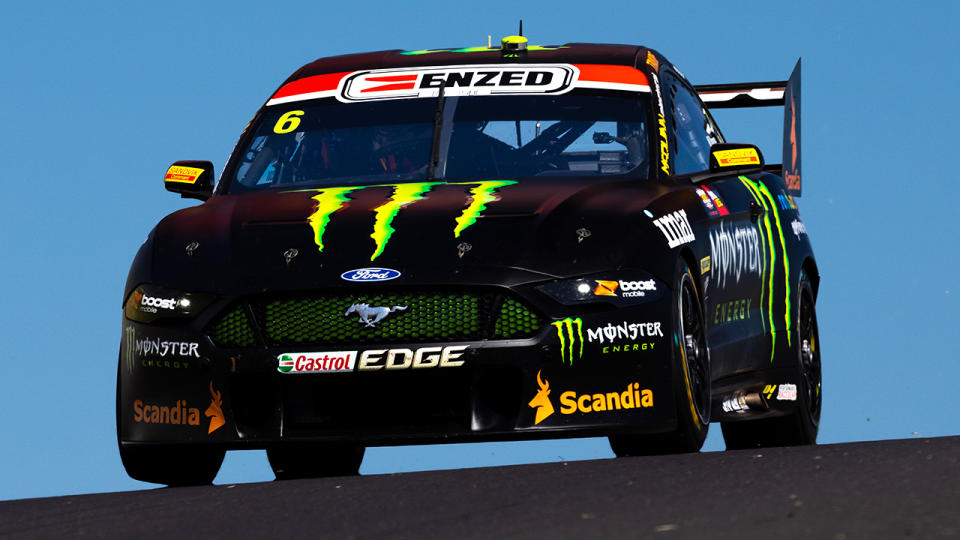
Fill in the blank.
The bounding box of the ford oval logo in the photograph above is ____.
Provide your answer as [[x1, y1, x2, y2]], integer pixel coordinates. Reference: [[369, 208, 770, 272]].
[[340, 268, 401, 282]]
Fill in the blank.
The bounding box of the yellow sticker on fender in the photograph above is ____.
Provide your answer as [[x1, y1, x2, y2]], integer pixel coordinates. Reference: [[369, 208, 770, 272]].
[[713, 148, 760, 167], [164, 166, 204, 184]]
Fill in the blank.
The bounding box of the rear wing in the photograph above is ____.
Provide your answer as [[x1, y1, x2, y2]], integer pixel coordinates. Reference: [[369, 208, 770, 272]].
[[696, 59, 801, 196]]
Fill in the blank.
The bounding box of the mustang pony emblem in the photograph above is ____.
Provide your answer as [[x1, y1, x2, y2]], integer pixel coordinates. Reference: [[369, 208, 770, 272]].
[[345, 303, 408, 327]]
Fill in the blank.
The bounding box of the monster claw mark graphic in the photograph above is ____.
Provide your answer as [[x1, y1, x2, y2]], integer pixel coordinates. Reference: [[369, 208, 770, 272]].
[[205, 381, 225, 434], [453, 181, 517, 238], [551, 317, 583, 365], [739, 176, 792, 362], [298, 181, 516, 261], [124, 326, 136, 373], [370, 183, 439, 261], [308, 187, 360, 252]]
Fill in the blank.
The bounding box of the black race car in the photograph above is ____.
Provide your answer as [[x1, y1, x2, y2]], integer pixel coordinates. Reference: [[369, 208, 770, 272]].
[[118, 36, 820, 485]]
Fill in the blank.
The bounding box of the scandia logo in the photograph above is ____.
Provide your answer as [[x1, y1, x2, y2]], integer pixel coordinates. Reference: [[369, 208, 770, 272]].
[[340, 64, 576, 101]]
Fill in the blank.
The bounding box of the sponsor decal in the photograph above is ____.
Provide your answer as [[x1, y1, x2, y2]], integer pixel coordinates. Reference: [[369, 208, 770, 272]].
[[340, 64, 577, 101], [135, 337, 200, 358], [700, 256, 711, 274], [529, 371, 555, 425], [762, 384, 777, 400], [714, 298, 752, 323], [559, 382, 653, 414], [791, 219, 807, 239], [592, 279, 656, 298], [299, 181, 516, 262], [527, 372, 654, 424], [205, 382, 226, 434], [713, 147, 760, 167], [345, 303, 407, 327], [124, 326, 136, 373], [133, 399, 200, 427], [268, 63, 650, 106], [652, 210, 695, 248], [777, 193, 798, 211], [586, 321, 663, 344], [739, 176, 792, 362], [648, 72, 669, 175], [341, 268, 401, 282], [777, 383, 797, 401], [278, 351, 357, 373], [164, 165, 204, 185], [695, 185, 729, 217], [551, 317, 583, 365], [709, 222, 762, 289], [601, 342, 657, 354], [132, 381, 225, 434], [134, 292, 178, 315], [593, 280, 618, 296], [357, 345, 468, 371]]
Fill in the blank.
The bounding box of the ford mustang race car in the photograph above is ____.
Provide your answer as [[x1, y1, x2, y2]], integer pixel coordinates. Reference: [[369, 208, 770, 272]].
[[118, 36, 821, 486]]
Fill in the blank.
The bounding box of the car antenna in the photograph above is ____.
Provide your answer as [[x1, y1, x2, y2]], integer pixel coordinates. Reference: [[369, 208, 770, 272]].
[[519, 20, 523, 37]]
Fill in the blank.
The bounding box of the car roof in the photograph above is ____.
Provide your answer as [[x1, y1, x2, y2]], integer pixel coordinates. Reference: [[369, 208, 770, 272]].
[[282, 43, 660, 85]]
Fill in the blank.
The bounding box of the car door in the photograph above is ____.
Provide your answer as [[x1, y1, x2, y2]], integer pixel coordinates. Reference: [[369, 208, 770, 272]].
[[661, 70, 767, 378]]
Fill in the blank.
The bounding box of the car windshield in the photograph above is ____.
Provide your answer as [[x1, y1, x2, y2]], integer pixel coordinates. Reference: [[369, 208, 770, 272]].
[[226, 93, 650, 193]]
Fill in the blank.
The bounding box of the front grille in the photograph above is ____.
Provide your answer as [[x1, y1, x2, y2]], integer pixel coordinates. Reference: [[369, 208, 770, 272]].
[[206, 288, 544, 348]]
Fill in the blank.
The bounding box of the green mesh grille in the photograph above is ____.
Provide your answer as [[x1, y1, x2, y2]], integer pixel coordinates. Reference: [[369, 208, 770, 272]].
[[206, 289, 543, 348], [262, 293, 483, 345], [492, 296, 542, 338], [208, 305, 256, 347]]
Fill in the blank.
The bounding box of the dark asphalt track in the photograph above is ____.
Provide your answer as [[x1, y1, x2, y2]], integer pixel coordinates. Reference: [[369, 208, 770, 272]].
[[2, 436, 959, 539]]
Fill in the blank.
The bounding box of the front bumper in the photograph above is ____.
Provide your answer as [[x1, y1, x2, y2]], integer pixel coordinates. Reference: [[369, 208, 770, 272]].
[[118, 283, 682, 448]]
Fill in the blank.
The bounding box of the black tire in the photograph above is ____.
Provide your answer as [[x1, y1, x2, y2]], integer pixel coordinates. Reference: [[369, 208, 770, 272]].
[[268, 442, 365, 480], [119, 444, 225, 486], [721, 269, 821, 449], [610, 260, 710, 456]]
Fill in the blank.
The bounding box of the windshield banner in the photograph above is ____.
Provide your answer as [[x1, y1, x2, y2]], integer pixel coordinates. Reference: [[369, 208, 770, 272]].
[[267, 64, 650, 106]]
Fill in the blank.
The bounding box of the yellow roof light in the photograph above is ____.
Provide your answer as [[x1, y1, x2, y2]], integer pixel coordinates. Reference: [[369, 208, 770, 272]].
[[501, 35, 528, 52]]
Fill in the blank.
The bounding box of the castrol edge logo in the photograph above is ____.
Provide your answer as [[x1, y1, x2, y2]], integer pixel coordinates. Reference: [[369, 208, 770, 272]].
[[339, 64, 577, 102]]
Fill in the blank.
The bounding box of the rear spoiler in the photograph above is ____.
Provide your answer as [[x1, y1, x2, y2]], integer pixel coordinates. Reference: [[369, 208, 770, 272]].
[[696, 59, 801, 196]]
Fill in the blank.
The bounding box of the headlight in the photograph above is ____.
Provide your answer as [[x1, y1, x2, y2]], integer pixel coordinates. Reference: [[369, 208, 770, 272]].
[[536, 272, 664, 306], [124, 285, 215, 323]]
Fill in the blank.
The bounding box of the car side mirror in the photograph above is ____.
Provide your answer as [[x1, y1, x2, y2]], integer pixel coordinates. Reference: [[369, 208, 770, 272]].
[[164, 161, 215, 200], [686, 143, 764, 183]]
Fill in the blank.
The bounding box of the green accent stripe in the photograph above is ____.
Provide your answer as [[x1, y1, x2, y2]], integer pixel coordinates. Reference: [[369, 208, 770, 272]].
[[755, 180, 792, 346]]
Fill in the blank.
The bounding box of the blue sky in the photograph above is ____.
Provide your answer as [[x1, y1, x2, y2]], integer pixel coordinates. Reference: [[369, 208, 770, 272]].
[[1, 0, 957, 500]]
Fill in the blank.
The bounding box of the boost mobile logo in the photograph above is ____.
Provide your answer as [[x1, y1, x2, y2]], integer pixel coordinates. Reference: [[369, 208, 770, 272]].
[[551, 317, 583, 365], [297, 181, 516, 261]]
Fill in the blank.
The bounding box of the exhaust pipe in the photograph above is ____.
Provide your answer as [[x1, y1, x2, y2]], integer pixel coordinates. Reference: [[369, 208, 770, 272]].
[[721, 392, 769, 413]]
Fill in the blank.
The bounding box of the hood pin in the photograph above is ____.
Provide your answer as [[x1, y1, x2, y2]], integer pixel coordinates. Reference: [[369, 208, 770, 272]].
[[283, 248, 299, 265], [576, 228, 592, 243], [457, 242, 472, 259], [185, 241, 200, 256]]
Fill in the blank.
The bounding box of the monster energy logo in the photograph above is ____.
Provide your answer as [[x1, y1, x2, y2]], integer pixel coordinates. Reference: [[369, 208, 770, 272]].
[[738, 176, 792, 362], [124, 326, 136, 373], [551, 317, 583, 365], [293, 181, 517, 261]]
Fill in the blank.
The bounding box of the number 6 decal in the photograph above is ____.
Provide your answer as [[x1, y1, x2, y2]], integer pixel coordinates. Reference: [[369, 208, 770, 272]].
[[274, 110, 304, 134]]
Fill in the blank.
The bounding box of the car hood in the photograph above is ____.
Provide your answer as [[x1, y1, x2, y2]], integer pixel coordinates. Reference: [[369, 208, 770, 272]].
[[151, 177, 672, 293]]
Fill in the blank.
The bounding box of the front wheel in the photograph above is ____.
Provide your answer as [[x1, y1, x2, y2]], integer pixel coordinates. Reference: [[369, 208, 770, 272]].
[[268, 442, 365, 480], [610, 260, 710, 456], [721, 269, 821, 449]]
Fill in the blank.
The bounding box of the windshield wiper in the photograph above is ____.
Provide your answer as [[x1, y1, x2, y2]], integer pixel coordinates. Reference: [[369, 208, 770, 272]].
[[426, 84, 447, 180]]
